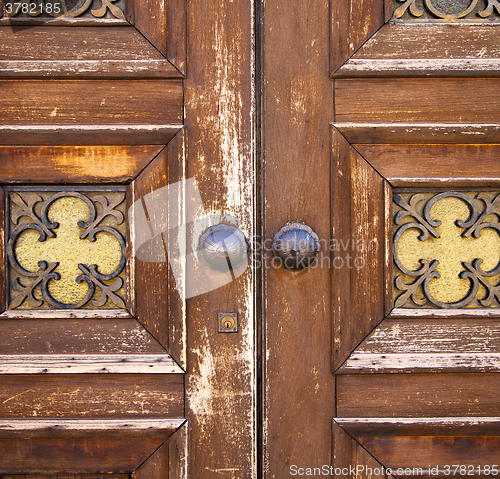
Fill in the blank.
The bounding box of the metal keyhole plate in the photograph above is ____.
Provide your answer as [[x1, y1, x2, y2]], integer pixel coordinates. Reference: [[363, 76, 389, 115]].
[[218, 312, 238, 333]]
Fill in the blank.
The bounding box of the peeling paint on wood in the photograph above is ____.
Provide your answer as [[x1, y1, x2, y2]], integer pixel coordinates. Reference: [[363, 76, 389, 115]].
[[0, 354, 184, 374]]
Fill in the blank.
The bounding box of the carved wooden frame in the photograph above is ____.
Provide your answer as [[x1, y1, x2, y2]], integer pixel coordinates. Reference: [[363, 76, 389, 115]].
[[332, 128, 500, 472], [331, 0, 500, 472], [0, 133, 187, 476], [331, 0, 500, 79]]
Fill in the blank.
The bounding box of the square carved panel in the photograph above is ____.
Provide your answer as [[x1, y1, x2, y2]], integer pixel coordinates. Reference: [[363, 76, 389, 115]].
[[6, 186, 126, 310], [393, 190, 500, 309]]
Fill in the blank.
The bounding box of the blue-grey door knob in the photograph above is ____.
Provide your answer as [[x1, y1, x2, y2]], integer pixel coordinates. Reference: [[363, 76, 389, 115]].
[[272, 223, 320, 270], [199, 224, 248, 272]]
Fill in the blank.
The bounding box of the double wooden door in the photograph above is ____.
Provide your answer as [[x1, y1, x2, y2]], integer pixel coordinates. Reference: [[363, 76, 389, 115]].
[[1, 0, 500, 477]]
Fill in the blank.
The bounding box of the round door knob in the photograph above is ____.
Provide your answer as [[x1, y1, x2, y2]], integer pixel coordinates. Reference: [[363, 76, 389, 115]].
[[272, 223, 320, 270], [199, 223, 248, 272]]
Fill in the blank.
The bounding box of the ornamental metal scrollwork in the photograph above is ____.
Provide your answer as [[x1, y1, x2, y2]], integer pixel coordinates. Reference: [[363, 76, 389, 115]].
[[7, 190, 126, 310], [4, 0, 125, 19], [393, 191, 500, 309], [393, 0, 500, 21]]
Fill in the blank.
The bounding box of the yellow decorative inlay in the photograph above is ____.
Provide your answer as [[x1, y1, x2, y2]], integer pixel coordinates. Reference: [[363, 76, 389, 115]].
[[397, 197, 500, 304], [15, 197, 122, 305]]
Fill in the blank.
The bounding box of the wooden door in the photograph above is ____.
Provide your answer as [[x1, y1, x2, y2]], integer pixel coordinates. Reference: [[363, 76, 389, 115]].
[[0, 0, 256, 478], [262, 0, 500, 477]]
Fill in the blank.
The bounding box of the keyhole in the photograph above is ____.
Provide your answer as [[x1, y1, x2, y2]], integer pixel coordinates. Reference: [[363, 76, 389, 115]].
[[223, 318, 234, 329], [218, 312, 237, 333]]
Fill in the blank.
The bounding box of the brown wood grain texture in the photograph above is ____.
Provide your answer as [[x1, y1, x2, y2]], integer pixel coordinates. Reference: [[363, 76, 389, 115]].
[[337, 373, 500, 417], [337, 418, 500, 476], [0, 374, 184, 418], [355, 144, 500, 187], [184, 0, 256, 476], [130, 0, 166, 57], [0, 437, 166, 474], [332, 420, 355, 477], [0, 319, 165, 354], [0, 354, 182, 374], [166, 131, 186, 369], [332, 421, 387, 479], [335, 78, 500, 124], [128, 0, 186, 74], [332, 129, 386, 370], [357, 436, 500, 472], [1, 476, 129, 478], [335, 24, 500, 77], [0, 186, 4, 314], [127, 148, 170, 351], [339, 319, 500, 374], [0, 27, 164, 61], [336, 417, 500, 436], [0, 146, 163, 184], [134, 439, 169, 479], [262, 0, 335, 476], [383, 181, 392, 317], [0, 126, 180, 146], [0, 419, 183, 439], [330, 0, 384, 73], [0, 80, 182, 125], [168, 422, 187, 479], [0, 26, 182, 78], [165, 0, 186, 74], [338, 123, 500, 144]]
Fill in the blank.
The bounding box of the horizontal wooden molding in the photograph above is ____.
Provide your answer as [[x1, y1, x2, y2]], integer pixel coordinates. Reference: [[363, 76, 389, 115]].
[[0, 125, 182, 145], [334, 58, 500, 77], [335, 123, 500, 144], [0, 354, 184, 374], [0, 18, 129, 25], [0, 60, 184, 79], [0, 418, 186, 439], [389, 308, 500, 319], [0, 309, 134, 319], [335, 417, 500, 436], [338, 316, 500, 373], [338, 352, 500, 374], [0, 418, 185, 431]]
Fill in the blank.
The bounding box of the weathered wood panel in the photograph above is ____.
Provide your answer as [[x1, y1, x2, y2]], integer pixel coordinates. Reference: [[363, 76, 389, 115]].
[[0, 26, 182, 78], [0, 146, 163, 184], [337, 418, 500, 475], [0, 418, 183, 438], [330, 0, 384, 73], [184, 0, 256, 475], [335, 78, 500, 124], [339, 319, 500, 373], [337, 123, 500, 144], [337, 373, 500, 417], [356, 144, 500, 187], [0, 437, 165, 474], [0, 80, 182, 125], [0, 186, 4, 315], [0, 319, 166, 354], [127, 149, 170, 351], [2, 474, 129, 478], [262, 0, 335, 476], [0, 354, 183, 374], [0, 374, 184, 418], [335, 24, 500, 77], [0, 27, 165, 61], [332, 128, 386, 370]]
